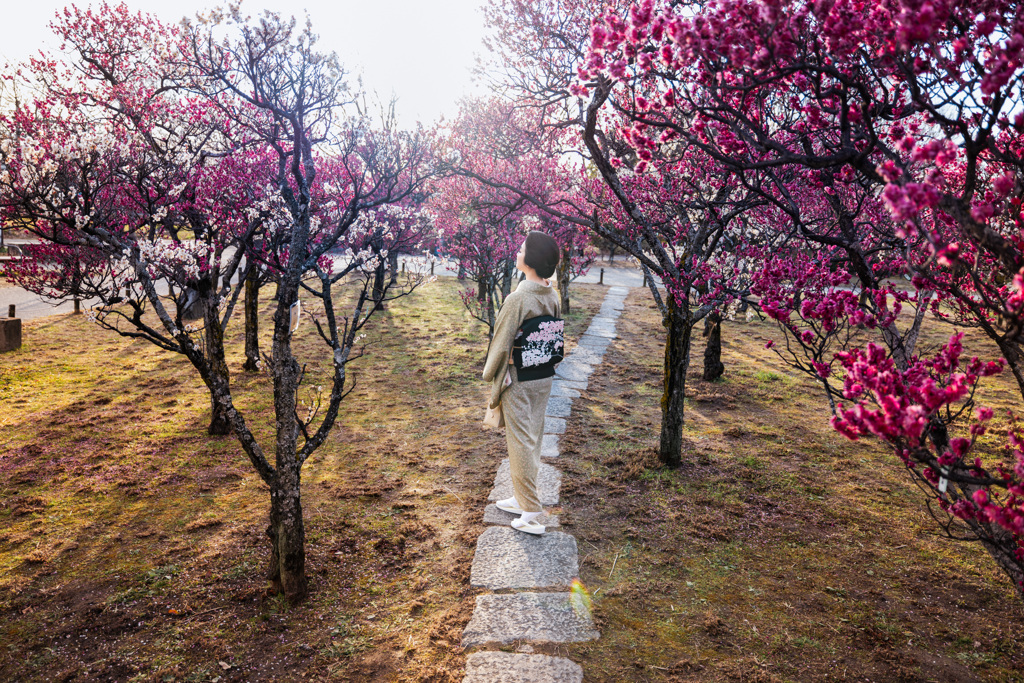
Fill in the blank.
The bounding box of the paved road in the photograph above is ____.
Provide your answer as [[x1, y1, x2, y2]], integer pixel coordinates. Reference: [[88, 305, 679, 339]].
[[1, 253, 654, 322], [386, 255, 650, 289]]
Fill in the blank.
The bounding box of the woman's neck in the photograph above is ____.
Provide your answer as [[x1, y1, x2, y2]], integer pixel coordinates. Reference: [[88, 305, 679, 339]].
[[524, 273, 548, 285]]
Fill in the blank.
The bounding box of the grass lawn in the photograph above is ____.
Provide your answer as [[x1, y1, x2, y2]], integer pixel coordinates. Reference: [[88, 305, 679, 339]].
[[0, 277, 1022, 681]]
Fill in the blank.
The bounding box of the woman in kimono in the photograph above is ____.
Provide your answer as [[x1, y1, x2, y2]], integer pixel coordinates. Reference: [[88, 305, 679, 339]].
[[482, 231, 561, 535]]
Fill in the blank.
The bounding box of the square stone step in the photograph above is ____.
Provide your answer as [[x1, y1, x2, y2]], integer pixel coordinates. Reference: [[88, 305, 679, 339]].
[[544, 416, 566, 434], [470, 527, 578, 589], [575, 335, 611, 353], [584, 323, 617, 339], [607, 286, 630, 296], [545, 395, 573, 418], [483, 504, 560, 528], [541, 434, 559, 458], [565, 345, 604, 366], [463, 652, 583, 683], [549, 381, 580, 399], [599, 299, 625, 312], [462, 593, 599, 647], [554, 362, 593, 383], [488, 459, 561, 506], [552, 378, 587, 392]]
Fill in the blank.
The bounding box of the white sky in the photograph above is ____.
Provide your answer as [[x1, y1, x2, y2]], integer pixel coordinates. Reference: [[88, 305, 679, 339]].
[[0, 0, 490, 128]]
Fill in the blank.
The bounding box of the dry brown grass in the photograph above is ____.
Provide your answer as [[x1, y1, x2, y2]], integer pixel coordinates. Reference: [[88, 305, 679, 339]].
[[557, 290, 1024, 682], [2, 277, 1022, 681], [0, 278, 605, 682]]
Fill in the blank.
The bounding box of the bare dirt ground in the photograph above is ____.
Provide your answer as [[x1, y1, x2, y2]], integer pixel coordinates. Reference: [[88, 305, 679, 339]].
[[0, 279, 1022, 682]]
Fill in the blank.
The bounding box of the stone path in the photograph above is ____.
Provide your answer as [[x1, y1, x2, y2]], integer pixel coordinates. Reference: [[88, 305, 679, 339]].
[[462, 286, 629, 683]]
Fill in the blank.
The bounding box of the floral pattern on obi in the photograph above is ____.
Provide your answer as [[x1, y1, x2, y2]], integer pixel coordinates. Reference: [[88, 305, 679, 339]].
[[516, 319, 565, 368]]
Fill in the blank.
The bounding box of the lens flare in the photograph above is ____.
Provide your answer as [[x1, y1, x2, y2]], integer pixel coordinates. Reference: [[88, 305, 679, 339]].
[[569, 578, 592, 617]]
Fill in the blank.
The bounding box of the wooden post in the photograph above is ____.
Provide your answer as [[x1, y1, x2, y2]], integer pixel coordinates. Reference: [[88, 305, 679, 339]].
[[401, 260, 406, 274], [74, 299, 81, 314], [430, 261, 434, 276], [599, 268, 604, 285], [8, 305, 14, 318], [642, 272, 648, 287]]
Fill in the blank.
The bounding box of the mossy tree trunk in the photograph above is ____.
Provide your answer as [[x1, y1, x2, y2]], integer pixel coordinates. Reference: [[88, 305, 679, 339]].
[[557, 244, 571, 315], [660, 295, 693, 467], [702, 312, 724, 381], [243, 267, 261, 373]]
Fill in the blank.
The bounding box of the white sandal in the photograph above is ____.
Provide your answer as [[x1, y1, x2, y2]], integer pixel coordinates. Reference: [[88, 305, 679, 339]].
[[511, 517, 546, 535], [495, 497, 525, 515]]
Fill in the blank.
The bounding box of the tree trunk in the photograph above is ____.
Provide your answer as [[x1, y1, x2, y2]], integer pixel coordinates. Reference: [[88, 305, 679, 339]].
[[660, 295, 692, 467], [182, 286, 204, 320], [204, 297, 232, 436], [267, 466, 308, 602], [372, 258, 386, 311], [243, 269, 261, 373], [389, 251, 399, 286], [928, 421, 1024, 601], [994, 338, 1024, 402], [267, 276, 307, 602], [500, 260, 514, 299], [702, 312, 724, 381], [487, 281, 496, 338], [557, 245, 571, 315]]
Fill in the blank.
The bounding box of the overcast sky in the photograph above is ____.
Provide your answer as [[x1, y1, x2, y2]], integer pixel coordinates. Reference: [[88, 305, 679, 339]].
[[0, 0, 490, 127]]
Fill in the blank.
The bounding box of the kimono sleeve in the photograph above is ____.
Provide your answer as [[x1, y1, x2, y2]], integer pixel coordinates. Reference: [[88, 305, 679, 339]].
[[482, 295, 523, 382]]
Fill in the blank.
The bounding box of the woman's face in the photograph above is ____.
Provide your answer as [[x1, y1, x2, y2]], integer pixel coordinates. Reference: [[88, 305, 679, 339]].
[[516, 240, 527, 272]]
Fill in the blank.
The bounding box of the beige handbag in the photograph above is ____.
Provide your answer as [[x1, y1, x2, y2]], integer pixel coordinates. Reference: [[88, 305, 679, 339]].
[[483, 403, 504, 429], [483, 368, 513, 429]]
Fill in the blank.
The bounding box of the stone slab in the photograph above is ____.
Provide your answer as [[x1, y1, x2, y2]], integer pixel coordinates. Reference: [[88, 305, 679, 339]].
[[555, 378, 587, 392], [575, 335, 611, 353], [549, 382, 580, 399], [470, 527, 579, 589], [483, 504, 560, 528], [584, 325, 617, 339], [541, 433, 560, 458], [545, 395, 573, 419], [554, 362, 593, 383], [463, 652, 583, 683], [589, 315, 619, 326], [462, 593, 600, 647], [488, 459, 561, 505], [564, 346, 603, 366], [608, 286, 630, 296], [544, 416, 566, 434]]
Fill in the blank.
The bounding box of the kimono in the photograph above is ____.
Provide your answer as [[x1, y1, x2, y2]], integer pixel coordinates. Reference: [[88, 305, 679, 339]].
[[482, 279, 561, 513]]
